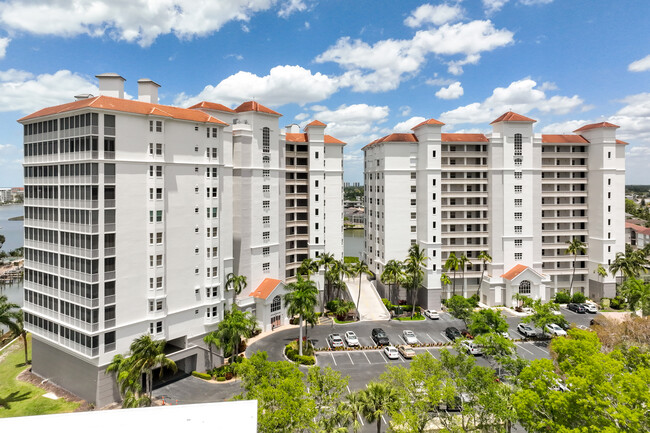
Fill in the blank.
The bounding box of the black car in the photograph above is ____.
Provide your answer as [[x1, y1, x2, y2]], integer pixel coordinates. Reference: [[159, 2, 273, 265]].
[[567, 303, 586, 314], [445, 327, 462, 341], [371, 328, 390, 346]]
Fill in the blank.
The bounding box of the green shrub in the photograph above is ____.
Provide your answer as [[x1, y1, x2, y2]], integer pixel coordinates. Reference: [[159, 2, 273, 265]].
[[382, 298, 395, 311], [601, 298, 611, 309], [216, 376, 226, 382], [296, 355, 315, 365], [571, 292, 587, 304], [467, 294, 480, 307], [284, 343, 315, 365], [611, 295, 626, 310], [192, 371, 212, 380], [554, 291, 571, 304], [344, 256, 360, 264]]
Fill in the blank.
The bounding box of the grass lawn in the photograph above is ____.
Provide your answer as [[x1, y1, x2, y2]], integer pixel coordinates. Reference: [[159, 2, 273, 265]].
[[393, 315, 426, 321], [333, 317, 357, 324], [0, 335, 79, 418]]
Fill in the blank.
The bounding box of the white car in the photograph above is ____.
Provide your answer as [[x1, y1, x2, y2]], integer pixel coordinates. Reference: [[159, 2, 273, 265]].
[[517, 323, 537, 338], [501, 332, 512, 340], [402, 330, 418, 345], [551, 309, 563, 316], [344, 331, 359, 347], [522, 307, 534, 315], [384, 346, 400, 359], [424, 309, 440, 319], [545, 323, 567, 337], [460, 340, 483, 356], [581, 303, 598, 314]]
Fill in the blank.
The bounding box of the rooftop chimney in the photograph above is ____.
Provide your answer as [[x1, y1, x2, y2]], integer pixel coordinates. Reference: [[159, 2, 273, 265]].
[[96, 73, 126, 99], [285, 124, 301, 133], [137, 78, 161, 104]]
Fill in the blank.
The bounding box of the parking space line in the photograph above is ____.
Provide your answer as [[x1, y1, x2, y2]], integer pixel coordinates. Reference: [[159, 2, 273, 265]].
[[363, 351, 371, 364], [426, 348, 437, 358], [399, 335, 407, 344], [330, 352, 338, 366], [347, 352, 354, 365], [440, 332, 452, 342], [516, 343, 534, 356], [381, 414, 387, 425], [527, 342, 550, 356], [380, 352, 388, 363], [426, 333, 436, 343]]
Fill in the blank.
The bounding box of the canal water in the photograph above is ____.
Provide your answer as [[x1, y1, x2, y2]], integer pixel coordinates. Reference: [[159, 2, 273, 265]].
[[0, 204, 24, 332], [344, 228, 364, 260]]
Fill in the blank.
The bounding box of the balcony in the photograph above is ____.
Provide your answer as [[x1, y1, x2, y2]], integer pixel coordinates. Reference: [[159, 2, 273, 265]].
[[59, 223, 99, 234], [59, 245, 99, 259], [59, 199, 98, 209], [59, 268, 99, 283], [60, 290, 99, 308]]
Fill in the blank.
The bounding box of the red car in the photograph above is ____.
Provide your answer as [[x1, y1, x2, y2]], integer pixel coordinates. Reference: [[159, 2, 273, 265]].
[[460, 329, 474, 339]]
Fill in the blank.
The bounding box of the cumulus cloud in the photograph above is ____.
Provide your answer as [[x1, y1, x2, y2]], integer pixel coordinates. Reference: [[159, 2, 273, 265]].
[[435, 81, 464, 99], [0, 37, 9, 58], [393, 116, 426, 132], [315, 19, 513, 92], [426, 76, 457, 86], [294, 112, 309, 121], [0, 143, 15, 151], [308, 103, 390, 144], [440, 78, 583, 126], [175, 65, 340, 107], [404, 3, 464, 27], [483, 0, 553, 14], [0, 69, 97, 114], [628, 54, 650, 72], [541, 119, 590, 134], [0, 0, 308, 47], [399, 105, 412, 116]]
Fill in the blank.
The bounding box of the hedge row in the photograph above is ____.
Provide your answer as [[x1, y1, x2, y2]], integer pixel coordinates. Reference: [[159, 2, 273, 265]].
[[192, 371, 211, 380], [285, 344, 316, 365]]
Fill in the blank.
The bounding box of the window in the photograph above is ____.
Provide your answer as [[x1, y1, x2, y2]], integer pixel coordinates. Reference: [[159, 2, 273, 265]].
[[155, 166, 162, 177], [263, 231, 270, 241], [514, 171, 522, 179], [148, 142, 154, 155], [607, 178, 611, 186], [212, 127, 218, 138], [607, 192, 611, 199], [156, 255, 163, 266], [262, 127, 270, 153], [263, 169, 270, 178], [514, 185, 522, 193], [411, 199, 417, 205], [515, 239, 522, 247], [514, 133, 522, 155], [515, 198, 522, 207], [263, 200, 270, 209], [411, 212, 417, 219], [155, 143, 163, 155], [155, 121, 162, 133], [263, 262, 270, 272], [607, 151, 611, 159], [263, 185, 270, 193], [315, 151, 319, 159], [411, 226, 416, 232], [263, 247, 270, 256], [514, 158, 522, 166], [432, 150, 436, 158], [156, 188, 162, 199], [515, 225, 522, 234], [519, 280, 531, 294], [515, 212, 522, 220], [263, 216, 270, 224], [156, 232, 163, 244], [411, 185, 416, 193], [515, 252, 523, 261], [411, 172, 416, 179], [271, 295, 281, 313]]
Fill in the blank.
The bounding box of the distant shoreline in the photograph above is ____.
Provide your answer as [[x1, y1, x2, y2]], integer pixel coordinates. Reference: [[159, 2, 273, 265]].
[[7, 215, 23, 221]]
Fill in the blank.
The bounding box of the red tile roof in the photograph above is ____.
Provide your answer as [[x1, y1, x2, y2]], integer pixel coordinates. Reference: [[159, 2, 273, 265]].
[[442, 133, 489, 142], [19, 95, 228, 125], [188, 101, 236, 113], [412, 118, 445, 129], [249, 278, 283, 299], [501, 264, 529, 281], [541, 134, 589, 143], [235, 101, 281, 116], [306, 119, 327, 127], [490, 111, 536, 124], [573, 122, 619, 132], [285, 132, 346, 144], [616, 139, 628, 145], [625, 222, 650, 236]]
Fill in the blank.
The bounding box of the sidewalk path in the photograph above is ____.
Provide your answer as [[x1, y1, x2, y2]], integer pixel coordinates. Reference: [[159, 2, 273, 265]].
[[345, 276, 391, 321]]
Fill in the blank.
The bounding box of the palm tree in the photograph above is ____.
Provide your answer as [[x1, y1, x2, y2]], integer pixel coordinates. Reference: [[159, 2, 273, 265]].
[[284, 274, 319, 356], [128, 334, 178, 399], [441, 273, 452, 299], [298, 257, 319, 281], [458, 254, 472, 297], [337, 260, 355, 300], [226, 272, 247, 308], [359, 382, 399, 433], [565, 238, 586, 294], [106, 353, 147, 407], [0, 295, 19, 337], [13, 310, 29, 365], [595, 264, 608, 283], [353, 261, 372, 319], [342, 391, 364, 433], [318, 253, 336, 304], [203, 331, 219, 370], [381, 259, 404, 304], [405, 244, 428, 318], [444, 253, 459, 296], [215, 306, 258, 364], [476, 251, 492, 301]]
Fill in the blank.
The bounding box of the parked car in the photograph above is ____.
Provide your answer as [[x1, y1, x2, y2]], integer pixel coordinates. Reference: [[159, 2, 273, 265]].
[[567, 303, 586, 314], [328, 333, 344, 348], [521, 307, 534, 315], [402, 330, 418, 345], [581, 303, 598, 314], [445, 327, 462, 341], [344, 331, 359, 347], [517, 323, 537, 338], [424, 309, 440, 319], [545, 323, 567, 337], [550, 378, 570, 392], [397, 344, 416, 359], [501, 332, 512, 340], [460, 340, 483, 356], [460, 329, 474, 339], [372, 328, 390, 346], [384, 345, 400, 359]]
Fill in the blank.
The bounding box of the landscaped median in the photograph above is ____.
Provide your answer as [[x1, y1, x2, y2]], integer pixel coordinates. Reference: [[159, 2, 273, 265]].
[[284, 340, 315, 365]]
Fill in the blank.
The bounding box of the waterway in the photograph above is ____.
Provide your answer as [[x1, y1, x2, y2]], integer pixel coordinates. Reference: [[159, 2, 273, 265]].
[[344, 228, 364, 260], [0, 204, 24, 332]]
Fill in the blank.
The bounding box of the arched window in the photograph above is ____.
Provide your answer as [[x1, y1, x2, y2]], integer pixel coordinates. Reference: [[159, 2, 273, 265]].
[[262, 155, 270, 164], [514, 133, 522, 156], [271, 295, 281, 313], [519, 280, 531, 294], [262, 127, 270, 153], [514, 158, 522, 166]]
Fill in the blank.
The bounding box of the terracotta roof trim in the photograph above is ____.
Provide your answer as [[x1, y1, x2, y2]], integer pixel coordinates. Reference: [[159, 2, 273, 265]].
[[235, 101, 281, 116], [490, 111, 537, 124], [412, 118, 445, 129], [249, 278, 283, 300], [306, 119, 327, 127], [573, 122, 619, 132]]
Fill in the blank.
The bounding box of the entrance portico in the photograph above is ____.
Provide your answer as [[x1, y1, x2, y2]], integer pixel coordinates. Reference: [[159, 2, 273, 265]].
[[484, 264, 551, 307]]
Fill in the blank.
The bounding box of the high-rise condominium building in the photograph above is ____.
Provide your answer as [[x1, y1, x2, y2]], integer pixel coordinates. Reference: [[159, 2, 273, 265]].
[[18, 73, 344, 405], [364, 112, 626, 309]]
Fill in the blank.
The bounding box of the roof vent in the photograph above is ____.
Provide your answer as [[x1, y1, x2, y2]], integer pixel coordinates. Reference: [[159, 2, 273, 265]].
[[96, 73, 126, 99], [137, 78, 161, 104], [74, 94, 94, 101]]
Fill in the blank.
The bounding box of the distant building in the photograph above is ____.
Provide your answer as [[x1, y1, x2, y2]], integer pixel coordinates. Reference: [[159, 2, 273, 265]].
[[0, 187, 11, 203], [626, 222, 650, 250]]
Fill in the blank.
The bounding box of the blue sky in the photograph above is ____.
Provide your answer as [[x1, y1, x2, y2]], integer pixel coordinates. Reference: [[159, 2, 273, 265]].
[[0, 0, 649, 186]]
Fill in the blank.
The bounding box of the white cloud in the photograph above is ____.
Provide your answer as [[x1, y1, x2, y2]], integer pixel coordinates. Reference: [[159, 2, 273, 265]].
[[628, 54, 650, 72], [0, 69, 97, 114], [0, 143, 15, 151], [316, 20, 513, 92], [399, 105, 411, 116], [304, 103, 390, 147], [426, 76, 456, 86], [404, 3, 463, 27], [540, 119, 589, 134], [175, 65, 340, 108], [0, 0, 309, 47], [294, 112, 309, 121], [483, 0, 553, 14], [393, 116, 426, 132], [436, 81, 464, 99], [440, 78, 583, 126], [0, 37, 9, 58], [539, 81, 558, 91]]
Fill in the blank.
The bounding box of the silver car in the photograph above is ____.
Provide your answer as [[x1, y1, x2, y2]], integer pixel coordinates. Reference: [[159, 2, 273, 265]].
[[402, 330, 418, 345], [461, 340, 483, 356], [328, 333, 344, 348]]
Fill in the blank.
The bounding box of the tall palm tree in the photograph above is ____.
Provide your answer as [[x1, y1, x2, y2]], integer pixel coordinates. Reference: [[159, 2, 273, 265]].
[[444, 253, 459, 296], [298, 257, 319, 281], [128, 334, 178, 399], [106, 353, 147, 407], [476, 251, 492, 300], [595, 264, 608, 283], [405, 244, 428, 318], [13, 310, 29, 365], [343, 391, 364, 433], [0, 295, 19, 337], [318, 253, 336, 304], [353, 261, 372, 319], [458, 253, 472, 297], [203, 331, 219, 370], [359, 382, 399, 433], [214, 306, 258, 364], [338, 260, 355, 300], [441, 273, 452, 299], [284, 274, 319, 356], [565, 238, 586, 294], [381, 259, 404, 304], [226, 272, 247, 308]]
